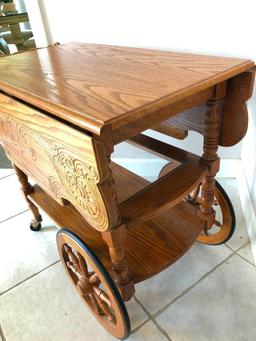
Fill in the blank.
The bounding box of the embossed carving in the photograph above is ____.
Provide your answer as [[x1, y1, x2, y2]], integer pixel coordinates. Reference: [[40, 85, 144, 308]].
[[51, 148, 109, 230], [1, 114, 37, 160], [48, 176, 62, 199], [0, 113, 110, 231]]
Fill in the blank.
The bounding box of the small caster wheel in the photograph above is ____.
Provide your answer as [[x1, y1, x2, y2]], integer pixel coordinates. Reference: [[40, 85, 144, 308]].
[[30, 215, 43, 232]]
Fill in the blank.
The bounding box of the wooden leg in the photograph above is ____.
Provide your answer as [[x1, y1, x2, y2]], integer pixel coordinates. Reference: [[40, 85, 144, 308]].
[[199, 98, 222, 228], [13, 164, 42, 231], [102, 224, 135, 301]]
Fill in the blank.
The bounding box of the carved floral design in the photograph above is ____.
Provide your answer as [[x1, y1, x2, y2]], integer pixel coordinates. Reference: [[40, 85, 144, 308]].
[[1, 115, 37, 161], [0, 113, 109, 231], [51, 148, 108, 230], [49, 176, 62, 198]]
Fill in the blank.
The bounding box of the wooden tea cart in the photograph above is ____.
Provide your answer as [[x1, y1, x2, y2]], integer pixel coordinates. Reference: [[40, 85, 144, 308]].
[[0, 43, 254, 339]]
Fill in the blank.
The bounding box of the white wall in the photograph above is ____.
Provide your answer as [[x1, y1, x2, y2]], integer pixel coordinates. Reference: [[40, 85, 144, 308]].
[[242, 87, 256, 209], [26, 0, 256, 205]]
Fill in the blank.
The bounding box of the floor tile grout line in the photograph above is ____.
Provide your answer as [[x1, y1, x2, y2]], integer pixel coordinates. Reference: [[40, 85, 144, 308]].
[[130, 317, 150, 335], [146, 243, 255, 338], [225, 241, 255, 266], [153, 241, 254, 319], [0, 323, 6, 341], [151, 319, 173, 341], [225, 240, 249, 253], [131, 242, 251, 338], [230, 241, 250, 252], [130, 296, 151, 334], [133, 295, 152, 318], [225, 243, 237, 252], [152, 251, 237, 319], [0, 259, 61, 296], [133, 296, 172, 340], [0, 172, 14, 181], [0, 209, 29, 224], [236, 252, 255, 267]]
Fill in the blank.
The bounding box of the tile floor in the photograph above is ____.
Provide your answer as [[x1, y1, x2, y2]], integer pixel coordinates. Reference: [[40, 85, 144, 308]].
[[0, 168, 255, 341]]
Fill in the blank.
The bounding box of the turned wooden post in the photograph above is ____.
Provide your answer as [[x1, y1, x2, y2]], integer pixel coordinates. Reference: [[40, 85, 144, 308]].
[[199, 95, 224, 228], [92, 133, 135, 301], [102, 224, 135, 301], [13, 164, 42, 225]]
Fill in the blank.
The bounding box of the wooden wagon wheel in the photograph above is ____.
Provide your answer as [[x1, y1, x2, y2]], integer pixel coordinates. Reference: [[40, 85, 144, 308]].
[[188, 180, 236, 245], [56, 229, 131, 340]]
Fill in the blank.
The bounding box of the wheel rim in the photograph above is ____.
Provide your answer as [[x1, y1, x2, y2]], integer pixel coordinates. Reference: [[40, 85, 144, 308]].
[[57, 229, 130, 339], [196, 181, 236, 245]]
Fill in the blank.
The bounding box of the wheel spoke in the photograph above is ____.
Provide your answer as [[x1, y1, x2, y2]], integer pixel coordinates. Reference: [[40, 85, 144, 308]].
[[77, 252, 90, 277], [64, 244, 79, 268], [90, 291, 103, 315], [93, 286, 111, 307], [93, 291, 115, 322], [189, 184, 201, 204], [203, 227, 209, 236], [76, 281, 86, 296], [57, 231, 131, 339], [213, 199, 219, 206], [89, 272, 100, 285], [67, 261, 82, 279], [215, 220, 222, 227]]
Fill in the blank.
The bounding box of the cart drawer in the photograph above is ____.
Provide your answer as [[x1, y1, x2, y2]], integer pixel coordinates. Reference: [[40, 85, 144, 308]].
[[0, 92, 110, 231]]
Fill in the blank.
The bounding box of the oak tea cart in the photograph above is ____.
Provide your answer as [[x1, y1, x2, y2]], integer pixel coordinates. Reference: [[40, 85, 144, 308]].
[[0, 43, 255, 339]]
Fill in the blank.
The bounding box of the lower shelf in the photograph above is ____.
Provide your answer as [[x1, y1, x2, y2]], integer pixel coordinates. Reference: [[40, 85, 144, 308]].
[[29, 184, 204, 284]]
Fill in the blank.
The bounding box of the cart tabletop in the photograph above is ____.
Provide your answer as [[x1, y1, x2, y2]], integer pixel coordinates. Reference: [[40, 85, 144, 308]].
[[0, 43, 254, 135]]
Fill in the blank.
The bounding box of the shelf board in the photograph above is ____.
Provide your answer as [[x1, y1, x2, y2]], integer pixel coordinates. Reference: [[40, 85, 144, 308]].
[[119, 162, 206, 227], [29, 162, 204, 284], [118, 135, 207, 227], [153, 104, 206, 139]]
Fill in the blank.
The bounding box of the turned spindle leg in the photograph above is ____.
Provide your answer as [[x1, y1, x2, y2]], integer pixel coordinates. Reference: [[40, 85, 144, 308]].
[[102, 224, 135, 301], [13, 164, 42, 231], [199, 98, 223, 229]]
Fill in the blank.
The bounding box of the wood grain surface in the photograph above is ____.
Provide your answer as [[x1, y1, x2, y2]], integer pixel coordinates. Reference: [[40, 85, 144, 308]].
[[1, 43, 255, 313], [0, 43, 253, 135], [29, 162, 204, 284], [119, 156, 206, 227], [0, 92, 118, 232], [153, 70, 256, 147]]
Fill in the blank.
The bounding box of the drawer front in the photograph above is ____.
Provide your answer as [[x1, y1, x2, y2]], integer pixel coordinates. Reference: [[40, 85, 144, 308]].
[[0, 93, 110, 231]]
